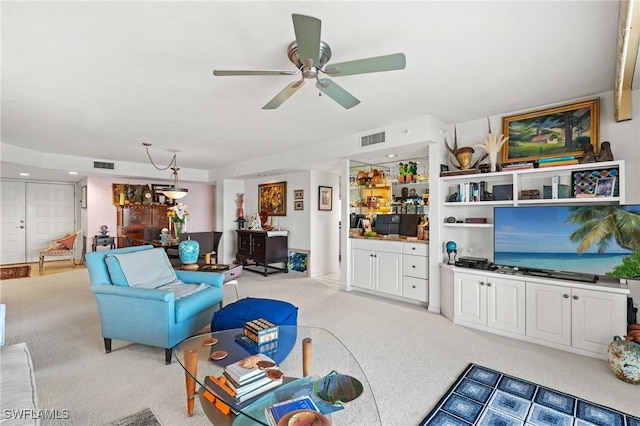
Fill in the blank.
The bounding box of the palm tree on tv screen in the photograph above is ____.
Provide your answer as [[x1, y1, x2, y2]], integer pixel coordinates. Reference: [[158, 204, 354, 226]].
[[566, 206, 640, 254]]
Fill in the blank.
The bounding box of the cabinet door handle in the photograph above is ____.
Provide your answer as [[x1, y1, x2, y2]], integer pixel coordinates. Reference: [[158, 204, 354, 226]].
[[487, 283, 492, 287], [479, 282, 485, 286], [563, 294, 569, 298], [412, 285, 416, 288], [572, 295, 579, 300], [412, 265, 416, 268], [412, 247, 416, 250]]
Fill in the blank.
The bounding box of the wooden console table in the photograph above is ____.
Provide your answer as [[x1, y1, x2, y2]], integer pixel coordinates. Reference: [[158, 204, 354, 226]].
[[235, 230, 288, 276]]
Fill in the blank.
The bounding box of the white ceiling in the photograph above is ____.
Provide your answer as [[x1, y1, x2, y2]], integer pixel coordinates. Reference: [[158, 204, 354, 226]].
[[1, 1, 636, 183]]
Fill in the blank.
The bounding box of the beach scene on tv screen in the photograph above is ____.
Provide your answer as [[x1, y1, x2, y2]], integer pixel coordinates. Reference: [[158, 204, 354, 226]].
[[494, 205, 640, 277]]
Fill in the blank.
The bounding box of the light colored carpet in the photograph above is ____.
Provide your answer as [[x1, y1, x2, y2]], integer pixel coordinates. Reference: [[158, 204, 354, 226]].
[[1, 269, 638, 425]]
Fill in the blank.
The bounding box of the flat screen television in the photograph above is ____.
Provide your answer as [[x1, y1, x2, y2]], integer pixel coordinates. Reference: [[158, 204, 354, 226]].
[[493, 204, 640, 282]]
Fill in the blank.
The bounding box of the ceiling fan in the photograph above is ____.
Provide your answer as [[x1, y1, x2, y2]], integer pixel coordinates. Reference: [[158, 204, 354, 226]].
[[213, 14, 406, 110]]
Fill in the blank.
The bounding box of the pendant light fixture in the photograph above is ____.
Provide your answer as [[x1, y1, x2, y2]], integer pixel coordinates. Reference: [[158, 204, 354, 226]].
[[143, 143, 188, 200]]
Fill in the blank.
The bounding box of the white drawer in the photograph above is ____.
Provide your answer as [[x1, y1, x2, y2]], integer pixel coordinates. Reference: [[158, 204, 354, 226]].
[[402, 254, 428, 278], [402, 242, 428, 256], [403, 276, 428, 302]]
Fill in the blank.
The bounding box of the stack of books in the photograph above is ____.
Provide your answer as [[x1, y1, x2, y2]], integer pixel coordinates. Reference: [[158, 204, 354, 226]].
[[202, 353, 284, 415], [537, 155, 578, 168], [222, 354, 283, 403]]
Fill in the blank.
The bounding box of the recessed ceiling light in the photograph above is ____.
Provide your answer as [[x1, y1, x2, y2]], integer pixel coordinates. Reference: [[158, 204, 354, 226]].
[[19, 172, 30, 176], [385, 154, 397, 158], [69, 171, 78, 175], [258, 174, 267, 177]]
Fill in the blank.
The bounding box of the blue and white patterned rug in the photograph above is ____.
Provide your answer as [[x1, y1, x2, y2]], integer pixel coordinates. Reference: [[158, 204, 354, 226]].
[[420, 363, 640, 426]]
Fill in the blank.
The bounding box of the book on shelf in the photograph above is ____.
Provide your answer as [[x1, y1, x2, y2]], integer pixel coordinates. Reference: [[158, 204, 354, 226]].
[[204, 373, 284, 408], [537, 155, 575, 163], [502, 162, 534, 169], [224, 353, 277, 384], [265, 395, 320, 426], [538, 159, 579, 167]]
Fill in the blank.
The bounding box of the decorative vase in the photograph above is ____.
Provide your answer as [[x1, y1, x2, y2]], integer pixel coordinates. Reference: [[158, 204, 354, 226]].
[[607, 336, 640, 384], [173, 221, 183, 240], [179, 237, 199, 270]]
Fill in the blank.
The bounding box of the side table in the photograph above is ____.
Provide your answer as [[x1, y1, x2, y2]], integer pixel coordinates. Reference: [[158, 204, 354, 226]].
[[92, 236, 116, 251]]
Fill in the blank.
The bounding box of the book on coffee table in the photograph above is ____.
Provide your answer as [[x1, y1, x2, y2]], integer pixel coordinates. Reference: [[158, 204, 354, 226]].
[[265, 395, 320, 426]]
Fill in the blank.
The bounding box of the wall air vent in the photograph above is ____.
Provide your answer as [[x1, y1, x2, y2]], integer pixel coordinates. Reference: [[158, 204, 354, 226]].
[[93, 161, 115, 170], [360, 131, 386, 147]]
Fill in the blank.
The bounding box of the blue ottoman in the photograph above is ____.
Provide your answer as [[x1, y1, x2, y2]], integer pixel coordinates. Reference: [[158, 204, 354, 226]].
[[211, 297, 298, 364]]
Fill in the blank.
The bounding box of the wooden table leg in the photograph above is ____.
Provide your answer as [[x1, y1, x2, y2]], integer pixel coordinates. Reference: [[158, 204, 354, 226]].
[[184, 348, 198, 416], [302, 338, 312, 377]]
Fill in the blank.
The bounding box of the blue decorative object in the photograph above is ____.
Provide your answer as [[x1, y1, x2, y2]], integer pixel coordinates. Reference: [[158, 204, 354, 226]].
[[179, 238, 199, 268], [419, 364, 640, 426], [446, 241, 457, 265]]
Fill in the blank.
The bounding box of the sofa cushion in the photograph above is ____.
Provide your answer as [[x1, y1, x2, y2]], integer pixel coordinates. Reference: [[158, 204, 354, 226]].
[[211, 297, 298, 332], [0, 343, 38, 425], [156, 282, 209, 300], [105, 248, 179, 289]]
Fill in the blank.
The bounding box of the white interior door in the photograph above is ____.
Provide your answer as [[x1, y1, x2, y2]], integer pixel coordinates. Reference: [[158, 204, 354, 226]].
[[1, 181, 27, 264], [26, 183, 76, 263]]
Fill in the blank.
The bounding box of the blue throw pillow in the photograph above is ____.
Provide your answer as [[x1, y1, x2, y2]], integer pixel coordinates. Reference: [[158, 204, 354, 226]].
[[104, 255, 129, 286]]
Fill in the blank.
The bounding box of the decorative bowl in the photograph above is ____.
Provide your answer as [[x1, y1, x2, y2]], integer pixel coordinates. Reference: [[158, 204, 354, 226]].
[[312, 370, 363, 405]]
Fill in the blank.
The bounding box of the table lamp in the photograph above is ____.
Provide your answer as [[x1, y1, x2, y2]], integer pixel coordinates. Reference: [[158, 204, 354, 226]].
[[446, 241, 458, 265]]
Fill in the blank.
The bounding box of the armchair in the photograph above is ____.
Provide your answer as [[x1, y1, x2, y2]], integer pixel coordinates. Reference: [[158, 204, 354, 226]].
[[85, 245, 225, 363]]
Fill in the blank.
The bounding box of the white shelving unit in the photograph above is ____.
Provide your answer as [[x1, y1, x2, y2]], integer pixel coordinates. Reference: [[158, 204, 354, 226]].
[[440, 160, 625, 261]]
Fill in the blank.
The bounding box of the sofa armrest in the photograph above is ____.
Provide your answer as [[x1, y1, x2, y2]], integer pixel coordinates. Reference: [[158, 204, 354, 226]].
[[90, 285, 173, 302], [176, 270, 224, 289]]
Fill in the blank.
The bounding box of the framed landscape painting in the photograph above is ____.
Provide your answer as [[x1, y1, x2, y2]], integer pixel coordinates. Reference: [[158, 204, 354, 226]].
[[258, 181, 287, 216], [501, 98, 599, 164]]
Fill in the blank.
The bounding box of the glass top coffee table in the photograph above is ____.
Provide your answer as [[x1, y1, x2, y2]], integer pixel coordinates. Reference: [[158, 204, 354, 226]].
[[174, 326, 381, 425]]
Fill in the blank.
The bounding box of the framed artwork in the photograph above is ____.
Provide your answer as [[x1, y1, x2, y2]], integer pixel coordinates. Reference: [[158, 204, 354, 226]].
[[294, 201, 304, 211], [80, 185, 87, 209], [288, 249, 310, 276], [318, 186, 332, 211], [258, 181, 287, 216], [595, 177, 616, 197], [571, 167, 619, 197], [294, 189, 304, 200], [501, 98, 599, 164]]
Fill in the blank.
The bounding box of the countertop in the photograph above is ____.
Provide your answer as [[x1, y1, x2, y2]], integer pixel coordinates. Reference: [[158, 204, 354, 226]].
[[350, 235, 428, 244]]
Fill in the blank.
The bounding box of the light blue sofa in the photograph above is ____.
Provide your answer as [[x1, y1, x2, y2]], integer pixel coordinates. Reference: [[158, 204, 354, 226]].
[[85, 245, 224, 363]]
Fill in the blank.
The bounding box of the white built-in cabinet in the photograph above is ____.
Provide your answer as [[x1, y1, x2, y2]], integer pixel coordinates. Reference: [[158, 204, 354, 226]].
[[526, 282, 627, 354], [454, 272, 525, 335], [351, 238, 428, 303], [452, 269, 628, 359]]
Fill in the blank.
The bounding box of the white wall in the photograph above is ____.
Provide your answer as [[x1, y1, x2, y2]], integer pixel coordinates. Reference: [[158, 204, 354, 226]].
[[309, 170, 340, 277]]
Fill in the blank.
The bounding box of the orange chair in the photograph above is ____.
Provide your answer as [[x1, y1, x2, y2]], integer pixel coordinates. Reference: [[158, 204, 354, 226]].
[[39, 230, 81, 273]]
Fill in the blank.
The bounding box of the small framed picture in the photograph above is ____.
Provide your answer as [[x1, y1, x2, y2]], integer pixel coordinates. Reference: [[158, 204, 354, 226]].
[[294, 200, 303, 210], [294, 189, 304, 200], [318, 186, 332, 211], [595, 176, 615, 197], [360, 218, 372, 233]]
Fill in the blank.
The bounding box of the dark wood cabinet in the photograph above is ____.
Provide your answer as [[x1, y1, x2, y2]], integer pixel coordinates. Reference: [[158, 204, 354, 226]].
[[235, 230, 288, 276], [116, 205, 169, 248]]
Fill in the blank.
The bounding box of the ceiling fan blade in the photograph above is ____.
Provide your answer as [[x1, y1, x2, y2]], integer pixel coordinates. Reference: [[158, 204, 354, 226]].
[[263, 80, 305, 110], [213, 70, 297, 76], [315, 78, 360, 109], [325, 53, 406, 77], [292, 14, 321, 66]]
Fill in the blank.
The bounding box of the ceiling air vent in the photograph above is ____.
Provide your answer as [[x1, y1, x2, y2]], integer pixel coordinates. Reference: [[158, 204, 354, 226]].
[[360, 131, 386, 147], [93, 160, 115, 170]]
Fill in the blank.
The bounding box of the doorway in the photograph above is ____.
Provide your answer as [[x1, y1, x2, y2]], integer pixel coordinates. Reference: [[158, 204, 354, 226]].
[[1, 181, 76, 265]]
